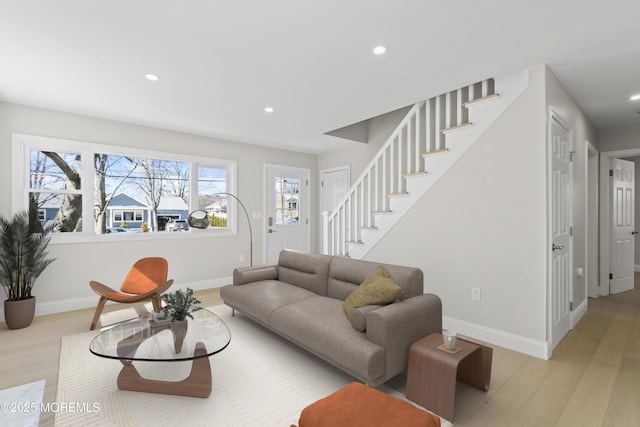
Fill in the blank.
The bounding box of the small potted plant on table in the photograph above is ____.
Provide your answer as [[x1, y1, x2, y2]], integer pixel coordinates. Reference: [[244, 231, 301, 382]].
[[155, 288, 202, 353]]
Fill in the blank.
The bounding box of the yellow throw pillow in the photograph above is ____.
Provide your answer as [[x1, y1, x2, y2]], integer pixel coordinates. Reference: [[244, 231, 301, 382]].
[[343, 265, 403, 318]]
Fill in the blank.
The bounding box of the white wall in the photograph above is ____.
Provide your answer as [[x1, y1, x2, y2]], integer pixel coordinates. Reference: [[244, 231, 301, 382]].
[[364, 65, 548, 355], [0, 102, 317, 317], [599, 125, 640, 152]]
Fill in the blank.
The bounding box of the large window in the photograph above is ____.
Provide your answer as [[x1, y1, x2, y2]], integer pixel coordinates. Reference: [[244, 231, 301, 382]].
[[12, 133, 236, 240]]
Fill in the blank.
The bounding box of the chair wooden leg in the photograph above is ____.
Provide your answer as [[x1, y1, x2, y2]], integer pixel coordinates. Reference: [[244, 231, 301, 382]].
[[152, 295, 162, 311], [90, 297, 108, 330]]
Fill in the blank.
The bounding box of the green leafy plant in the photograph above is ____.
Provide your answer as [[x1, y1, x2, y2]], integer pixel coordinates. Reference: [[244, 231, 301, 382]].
[[157, 288, 202, 321], [0, 210, 56, 301]]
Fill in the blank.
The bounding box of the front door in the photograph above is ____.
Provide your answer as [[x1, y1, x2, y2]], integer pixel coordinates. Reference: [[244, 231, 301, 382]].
[[265, 164, 310, 264], [610, 158, 635, 294], [550, 113, 573, 350]]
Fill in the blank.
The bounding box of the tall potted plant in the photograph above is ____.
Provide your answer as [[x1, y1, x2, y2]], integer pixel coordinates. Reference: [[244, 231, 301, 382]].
[[0, 210, 56, 329]]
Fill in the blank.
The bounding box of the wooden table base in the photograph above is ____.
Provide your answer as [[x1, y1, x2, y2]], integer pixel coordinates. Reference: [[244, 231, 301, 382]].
[[117, 342, 212, 398], [406, 333, 492, 422]]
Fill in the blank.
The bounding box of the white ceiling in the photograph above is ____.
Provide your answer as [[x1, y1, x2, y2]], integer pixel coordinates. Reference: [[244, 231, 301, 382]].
[[2, 1, 640, 154]]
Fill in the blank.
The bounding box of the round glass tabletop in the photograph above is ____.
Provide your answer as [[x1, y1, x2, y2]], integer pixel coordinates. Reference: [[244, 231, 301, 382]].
[[89, 308, 231, 362]]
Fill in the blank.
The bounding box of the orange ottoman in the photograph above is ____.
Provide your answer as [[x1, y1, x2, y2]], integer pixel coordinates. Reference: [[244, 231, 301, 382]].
[[294, 382, 440, 427]]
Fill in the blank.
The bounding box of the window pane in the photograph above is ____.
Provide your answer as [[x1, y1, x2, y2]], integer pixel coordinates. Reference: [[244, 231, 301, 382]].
[[274, 176, 300, 225], [30, 150, 81, 191], [198, 166, 228, 228], [30, 192, 83, 232], [94, 153, 190, 233]]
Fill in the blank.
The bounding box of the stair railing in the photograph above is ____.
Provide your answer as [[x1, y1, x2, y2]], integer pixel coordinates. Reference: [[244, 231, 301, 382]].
[[322, 78, 495, 256]]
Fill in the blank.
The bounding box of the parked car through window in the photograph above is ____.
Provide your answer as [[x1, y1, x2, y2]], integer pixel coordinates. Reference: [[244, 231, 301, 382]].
[[165, 219, 189, 232]]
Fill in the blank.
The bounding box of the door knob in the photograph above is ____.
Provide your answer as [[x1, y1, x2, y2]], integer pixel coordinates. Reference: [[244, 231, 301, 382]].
[[552, 243, 564, 251], [632, 231, 639, 235], [268, 229, 278, 233]]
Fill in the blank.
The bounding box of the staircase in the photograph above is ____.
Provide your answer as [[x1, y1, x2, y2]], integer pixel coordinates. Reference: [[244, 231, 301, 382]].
[[322, 70, 529, 258]]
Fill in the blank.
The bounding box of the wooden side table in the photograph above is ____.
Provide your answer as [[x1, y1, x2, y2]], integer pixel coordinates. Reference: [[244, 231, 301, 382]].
[[406, 333, 492, 422]]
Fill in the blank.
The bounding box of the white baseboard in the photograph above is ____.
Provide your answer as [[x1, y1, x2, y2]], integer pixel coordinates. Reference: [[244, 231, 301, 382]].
[[571, 299, 588, 329], [443, 315, 550, 360], [1, 276, 232, 321], [444, 303, 592, 360]]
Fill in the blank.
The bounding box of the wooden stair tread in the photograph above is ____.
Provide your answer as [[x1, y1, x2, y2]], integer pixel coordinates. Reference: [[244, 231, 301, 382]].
[[373, 210, 393, 214], [421, 148, 450, 157], [403, 171, 428, 178], [387, 192, 409, 197], [347, 240, 364, 245], [441, 122, 472, 134], [463, 92, 500, 107], [360, 226, 378, 230]]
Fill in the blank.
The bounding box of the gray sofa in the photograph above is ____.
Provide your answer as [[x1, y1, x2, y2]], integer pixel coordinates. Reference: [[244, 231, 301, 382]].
[[220, 249, 442, 387]]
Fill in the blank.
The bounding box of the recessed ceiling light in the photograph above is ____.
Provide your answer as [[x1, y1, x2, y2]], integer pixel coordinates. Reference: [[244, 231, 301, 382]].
[[630, 94, 640, 101], [144, 73, 159, 81], [373, 45, 387, 55], [264, 106, 274, 113]]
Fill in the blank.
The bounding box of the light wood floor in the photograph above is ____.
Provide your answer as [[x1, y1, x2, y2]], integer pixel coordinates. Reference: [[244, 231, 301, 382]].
[[450, 276, 640, 427], [2, 283, 639, 427], [0, 288, 223, 426]]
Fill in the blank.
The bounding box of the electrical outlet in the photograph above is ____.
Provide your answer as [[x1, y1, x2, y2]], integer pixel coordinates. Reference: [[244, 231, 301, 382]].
[[239, 254, 246, 263], [471, 287, 481, 302]]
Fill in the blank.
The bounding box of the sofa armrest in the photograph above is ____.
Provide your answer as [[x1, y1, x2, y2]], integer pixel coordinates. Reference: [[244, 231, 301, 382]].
[[366, 293, 442, 377], [233, 265, 278, 285]]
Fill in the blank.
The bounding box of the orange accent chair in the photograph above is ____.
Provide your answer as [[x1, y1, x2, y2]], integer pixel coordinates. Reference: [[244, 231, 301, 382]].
[[89, 257, 173, 330]]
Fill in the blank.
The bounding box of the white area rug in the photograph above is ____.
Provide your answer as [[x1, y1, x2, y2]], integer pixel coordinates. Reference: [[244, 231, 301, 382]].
[[0, 379, 45, 427], [57, 305, 444, 426]]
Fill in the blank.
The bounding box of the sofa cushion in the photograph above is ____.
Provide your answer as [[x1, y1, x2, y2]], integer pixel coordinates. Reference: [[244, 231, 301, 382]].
[[271, 296, 386, 383], [343, 266, 403, 318], [220, 280, 317, 325], [349, 304, 383, 332], [277, 250, 332, 296], [328, 256, 423, 301], [233, 265, 278, 285]]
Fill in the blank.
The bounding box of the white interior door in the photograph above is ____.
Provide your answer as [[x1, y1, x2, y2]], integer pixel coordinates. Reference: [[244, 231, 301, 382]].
[[610, 158, 635, 294], [321, 167, 349, 214], [550, 113, 573, 350], [265, 164, 310, 264]]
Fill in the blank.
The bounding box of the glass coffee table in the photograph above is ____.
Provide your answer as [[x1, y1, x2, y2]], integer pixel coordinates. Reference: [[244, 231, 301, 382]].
[[90, 308, 230, 398]]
